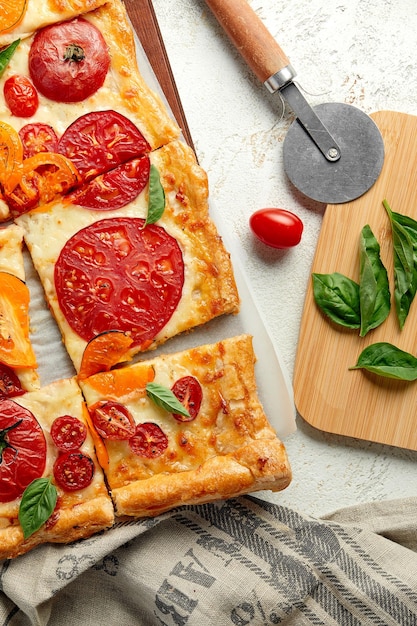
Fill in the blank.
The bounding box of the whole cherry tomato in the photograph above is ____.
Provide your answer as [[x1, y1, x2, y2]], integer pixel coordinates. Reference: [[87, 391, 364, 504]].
[[249, 208, 303, 249], [3, 75, 39, 117]]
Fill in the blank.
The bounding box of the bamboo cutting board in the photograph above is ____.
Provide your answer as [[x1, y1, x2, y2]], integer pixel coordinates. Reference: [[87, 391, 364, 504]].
[[294, 110, 417, 450]]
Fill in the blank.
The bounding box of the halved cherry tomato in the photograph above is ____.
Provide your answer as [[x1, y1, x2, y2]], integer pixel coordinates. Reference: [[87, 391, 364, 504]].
[[0, 363, 24, 398], [128, 422, 168, 458], [50, 415, 87, 452], [0, 399, 47, 502], [53, 451, 95, 492], [54, 217, 184, 348], [0, 121, 23, 194], [29, 18, 110, 103], [4, 75, 39, 118], [57, 110, 150, 182], [19, 123, 59, 158], [70, 156, 151, 211], [249, 208, 303, 249], [78, 330, 134, 380], [90, 400, 136, 440], [171, 376, 202, 422], [0, 271, 37, 369]]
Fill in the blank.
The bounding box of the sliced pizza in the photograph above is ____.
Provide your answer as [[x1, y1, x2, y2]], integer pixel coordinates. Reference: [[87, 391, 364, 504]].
[[0, 0, 180, 220], [16, 139, 240, 373], [0, 223, 40, 396], [0, 376, 114, 560], [80, 334, 292, 518]]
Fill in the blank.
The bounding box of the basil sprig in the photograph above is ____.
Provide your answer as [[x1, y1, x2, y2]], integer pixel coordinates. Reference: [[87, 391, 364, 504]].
[[145, 165, 165, 225], [383, 199, 417, 329], [350, 342, 417, 381], [18, 477, 57, 540], [146, 382, 190, 418], [312, 272, 360, 328], [0, 40, 20, 78], [359, 224, 391, 336]]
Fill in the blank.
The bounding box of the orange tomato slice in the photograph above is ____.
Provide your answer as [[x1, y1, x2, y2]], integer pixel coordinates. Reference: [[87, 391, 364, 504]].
[[0, 271, 37, 369], [78, 331, 134, 380], [82, 404, 109, 470], [0, 121, 23, 194], [0, 0, 27, 35], [84, 361, 155, 399], [21, 152, 80, 202]]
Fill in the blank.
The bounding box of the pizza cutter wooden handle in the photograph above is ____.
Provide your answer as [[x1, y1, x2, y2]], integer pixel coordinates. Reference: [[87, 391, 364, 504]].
[[205, 0, 294, 86]]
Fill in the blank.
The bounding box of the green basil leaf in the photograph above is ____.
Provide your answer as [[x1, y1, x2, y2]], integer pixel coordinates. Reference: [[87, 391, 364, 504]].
[[383, 199, 417, 329], [359, 224, 391, 336], [18, 477, 57, 540], [350, 342, 417, 381], [0, 40, 20, 78], [145, 164, 165, 225], [146, 382, 190, 418], [312, 272, 360, 328]]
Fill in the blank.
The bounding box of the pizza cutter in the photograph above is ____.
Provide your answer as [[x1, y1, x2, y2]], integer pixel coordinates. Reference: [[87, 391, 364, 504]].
[[204, 0, 385, 204]]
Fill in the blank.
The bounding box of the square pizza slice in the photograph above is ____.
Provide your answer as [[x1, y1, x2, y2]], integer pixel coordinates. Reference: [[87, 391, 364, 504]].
[[0, 223, 40, 395], [0, 0, 180, 220], [0, 376, 115, 559], [80, 334, 292, 518], [16, 139, 240, 373]]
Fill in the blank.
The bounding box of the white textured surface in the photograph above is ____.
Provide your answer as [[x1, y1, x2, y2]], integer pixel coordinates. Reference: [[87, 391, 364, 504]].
[[152, 0, 417, 517]]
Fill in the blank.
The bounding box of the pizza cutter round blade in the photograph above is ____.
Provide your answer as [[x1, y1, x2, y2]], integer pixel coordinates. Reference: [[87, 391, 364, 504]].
[[283, 101, 385, 205], [204, 0, 385, 205]]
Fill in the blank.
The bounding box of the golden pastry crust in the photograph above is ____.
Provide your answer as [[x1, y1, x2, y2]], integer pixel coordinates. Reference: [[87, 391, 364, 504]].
[[0, 0, 108, 46], [80, 335, 292, 518], [0, 378, 114, 560], [16, 140, 240, 372]]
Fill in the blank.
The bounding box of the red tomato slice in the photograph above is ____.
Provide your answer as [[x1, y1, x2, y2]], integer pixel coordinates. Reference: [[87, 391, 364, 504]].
[[70, 156, 150, 211], [249, 208, 303, 249], [0, 399, 47, 502], [57, 110, 151, 182], [90, 401, 136, 440], [3, 75, 39, 118], [50, 415, 87, 452], [171, 376, 202, 422], [19, 123, 59, 159], [128, 422, 168, 458], [54, 217, 184, 348], [0, 363, 25, 398], [29, 17, 110, 103], [53, 451, 95, 492]]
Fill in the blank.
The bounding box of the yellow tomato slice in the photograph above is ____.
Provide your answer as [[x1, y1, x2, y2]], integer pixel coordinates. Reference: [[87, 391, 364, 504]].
[[0, 271, 37, 368], [82, 404, 109, 471], [0, 122, 23, 194], [0, 0, 27, 35]]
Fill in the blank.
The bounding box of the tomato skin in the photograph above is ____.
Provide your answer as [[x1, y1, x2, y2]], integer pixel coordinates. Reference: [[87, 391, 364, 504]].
[[249, 208, 303, 249], [4, 75, 39, 118], [90, 401, 136, 440], [19, 123, 59, 158], [0, 363, 25, 398], [0, 400, 47, 502], [53, 451, 95, 492], [29, 18, 110, 103], [129, 422, 168, 458], [50, 415, 87, 452], [171, 376, 202, 422]]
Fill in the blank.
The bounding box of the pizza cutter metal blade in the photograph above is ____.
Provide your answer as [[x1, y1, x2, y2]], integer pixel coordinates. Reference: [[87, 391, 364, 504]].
[[204, 0, 384, 205]]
